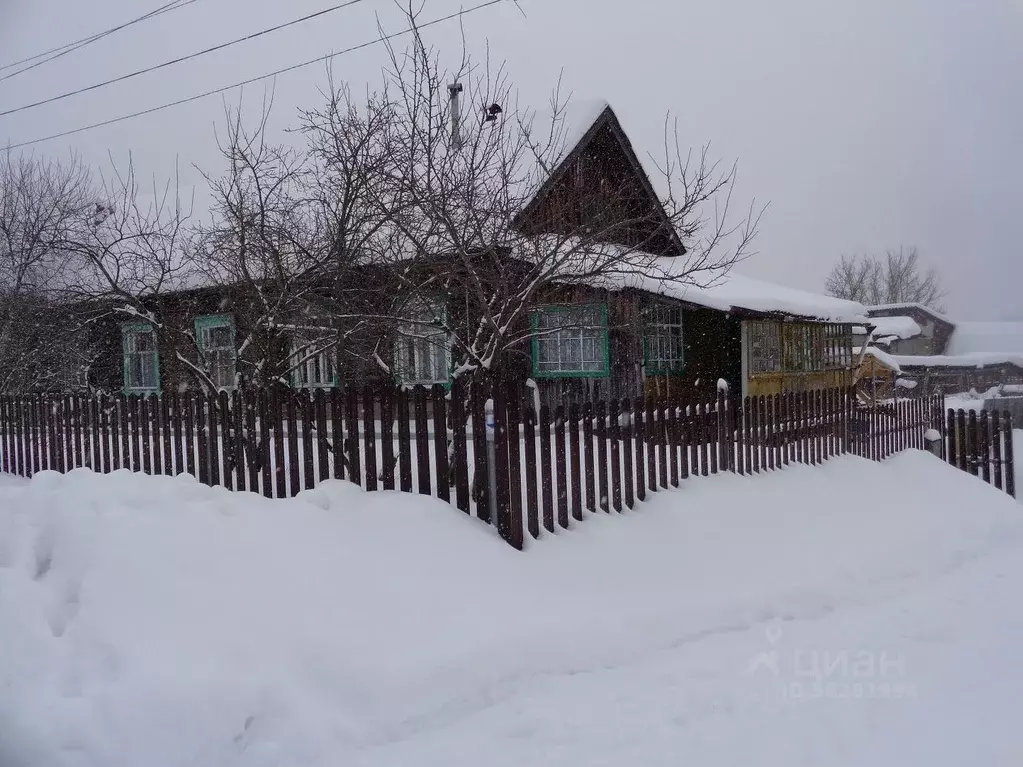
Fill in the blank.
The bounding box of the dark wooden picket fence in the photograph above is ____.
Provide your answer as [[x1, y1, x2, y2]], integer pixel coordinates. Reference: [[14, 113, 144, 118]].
[[0, 386, 1003, 549], [945, 408, 1017, 498]]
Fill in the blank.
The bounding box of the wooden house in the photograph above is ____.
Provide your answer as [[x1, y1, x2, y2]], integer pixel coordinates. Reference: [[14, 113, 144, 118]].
[[71, 103, 864, 405]]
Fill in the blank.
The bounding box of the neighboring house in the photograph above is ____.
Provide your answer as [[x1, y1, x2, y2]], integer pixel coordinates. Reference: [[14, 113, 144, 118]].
[[855, 305, 1023, 395], [67, 103, 865, 405]]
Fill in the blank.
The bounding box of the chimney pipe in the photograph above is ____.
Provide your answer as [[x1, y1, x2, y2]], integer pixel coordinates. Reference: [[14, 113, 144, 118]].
[[448, 82, 464, 149]]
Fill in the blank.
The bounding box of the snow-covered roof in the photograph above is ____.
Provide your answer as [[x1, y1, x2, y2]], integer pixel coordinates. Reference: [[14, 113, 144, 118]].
[[865, 315, 921, 340], [855, 346, 902, 374], [892, 352, 1023, 369], [514, 99, 612, 210], [868, 303, 954, 326], [945, 322, 1023, 356], [548, 242, 868, 322]]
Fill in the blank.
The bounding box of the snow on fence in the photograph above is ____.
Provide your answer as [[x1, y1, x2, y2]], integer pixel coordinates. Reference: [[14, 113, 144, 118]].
[[0, 385, 996, 549]]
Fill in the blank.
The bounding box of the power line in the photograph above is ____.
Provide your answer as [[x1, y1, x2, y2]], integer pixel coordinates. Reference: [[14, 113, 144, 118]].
[[0, 1, 198, 82], [4, 0, 508, 151], [0, 0, 369, 118]]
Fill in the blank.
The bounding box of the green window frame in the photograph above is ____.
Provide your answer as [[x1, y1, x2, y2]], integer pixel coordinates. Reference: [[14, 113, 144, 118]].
[[393, 297, 453, 387], [194, 314, 237, 390], [531, 303, 610, 379], [643, 303, 685, 375], [122, 321, 161, 395]]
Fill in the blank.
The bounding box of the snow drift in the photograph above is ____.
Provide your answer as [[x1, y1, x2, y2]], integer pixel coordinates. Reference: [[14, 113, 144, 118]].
[[1, 453, 1022, 765]]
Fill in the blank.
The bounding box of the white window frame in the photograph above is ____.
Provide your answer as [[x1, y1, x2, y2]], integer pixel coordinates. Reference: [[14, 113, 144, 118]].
[[394, 297, 452, 387], [643, 304, 685, 375], [531, 303, 610, 378], [290, 339, 338, 389]]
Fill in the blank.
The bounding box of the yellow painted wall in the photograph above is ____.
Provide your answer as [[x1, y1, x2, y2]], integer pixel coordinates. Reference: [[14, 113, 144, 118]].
[[747, 369, 852, 397]]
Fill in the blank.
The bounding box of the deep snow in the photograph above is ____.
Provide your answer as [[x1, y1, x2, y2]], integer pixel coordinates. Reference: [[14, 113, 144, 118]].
[[2, 452, 1023, 765]]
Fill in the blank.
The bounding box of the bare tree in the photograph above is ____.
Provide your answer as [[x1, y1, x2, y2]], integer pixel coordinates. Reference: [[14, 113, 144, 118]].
[[825, 247, 946, 310], [0, 151, 95, 392], [349, 11, 764, 384]]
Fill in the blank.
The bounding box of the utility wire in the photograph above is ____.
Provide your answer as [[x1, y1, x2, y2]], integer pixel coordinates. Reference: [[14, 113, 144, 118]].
[[0, 0, 197, 82], [0, 0, 368, 117], [5, 0, 508, 151]]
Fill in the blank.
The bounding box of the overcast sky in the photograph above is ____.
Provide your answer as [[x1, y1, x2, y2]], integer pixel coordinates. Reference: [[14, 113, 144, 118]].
[[2, 0, 1021, 318]]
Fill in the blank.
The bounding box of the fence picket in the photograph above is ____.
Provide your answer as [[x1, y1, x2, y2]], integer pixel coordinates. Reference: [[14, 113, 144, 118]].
[[540, 404, 555, 531], [413, 388, 430, 496], [208, 393, 221, 487], [584, 401, 597, 510], [285, 394, 300, 496], [608, 400, 623, 510], [398, 390, 414, 495], [269, 391, 283, 498], [993, 411, 1004, 491], [362, 386, 377, 493], [644, 399, 656, 492], [679, 405, 691, 481], [523, 399, 539, 538], [980, 410, 992, 485], [667, 403, 679, 487], [469, 382, 489, 522], [556, 405, 571, 523], [231, 390, 246, 490], [315, 390, 330, 485], [432, 385, 449, 503], [380, 389, 395, 490], [157, 393, 170, 477], [1005, 412, 1016, 499], [506, 384, 524, 538], [750, 399, 761, 474], [346, 388, 362, 489], [493, 379, 516, 548], [633, 398, 646, 503], [710, 398, 721, 475], [597, 401, 611, 509], [619, 400, 633, 510], [244, 391, 258, 491], [330, 389, 344, 482], [301, 391, 316, 491], [452, 382, 470, 513]]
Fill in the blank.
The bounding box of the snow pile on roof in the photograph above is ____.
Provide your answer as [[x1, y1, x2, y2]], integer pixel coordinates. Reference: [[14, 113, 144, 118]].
[[894, 352, 1023, 369], [946, 321, 1023, 356], [3, 455, 1023, 764], [855, 346, 902, 374], [535, 239, 867, 322], [868, 315, 921, 340], [868, 302, 954, 325]]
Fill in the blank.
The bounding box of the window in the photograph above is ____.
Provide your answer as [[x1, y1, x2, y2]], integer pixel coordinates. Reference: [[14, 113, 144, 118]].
[[195, 315, 237, 390], [751, 321, 852, 374], [749, 321, 782, 373], [644, 304, 685, 374], [290, 340, 338, 388], [532, 303, 610, 378], [122, 323, 160, 394], [825, 324, 852, 369], [394, 298, 452, 386]]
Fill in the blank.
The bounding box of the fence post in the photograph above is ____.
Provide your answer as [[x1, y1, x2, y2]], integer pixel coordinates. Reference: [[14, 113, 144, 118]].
[[992, 410, 1004, 492], [523, 393, 540, 537], [556, 404, 571, 523], [620, 399, 634, 509], [1004, 411, 1016, 499], [361, 386, 377, 493], [432, 384, 450, 503], [980, 410, 992, 486], [504, 382, 522, 533], [539, 403, 554, 530], [492, 377, 518, 549]]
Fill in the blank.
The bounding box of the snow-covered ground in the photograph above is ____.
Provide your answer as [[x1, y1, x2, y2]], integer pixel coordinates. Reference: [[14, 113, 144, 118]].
[[2, 453, 1023, 765]]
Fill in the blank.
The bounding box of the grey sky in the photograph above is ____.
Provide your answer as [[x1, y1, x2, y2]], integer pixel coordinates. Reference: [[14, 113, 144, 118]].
[[2, 0, 1021, 319]]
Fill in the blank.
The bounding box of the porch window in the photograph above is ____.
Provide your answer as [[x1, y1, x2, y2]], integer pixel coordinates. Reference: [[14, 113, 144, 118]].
[[122, 323, 160, 394], [394, 297, 452, 386], [825, 324, 853, 369], [290, 339, 338, 388], [531, 303, 610, 378], [643, 304, 685, 374], [195, 314, 237, 390], [749, 321, 782, 373]]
